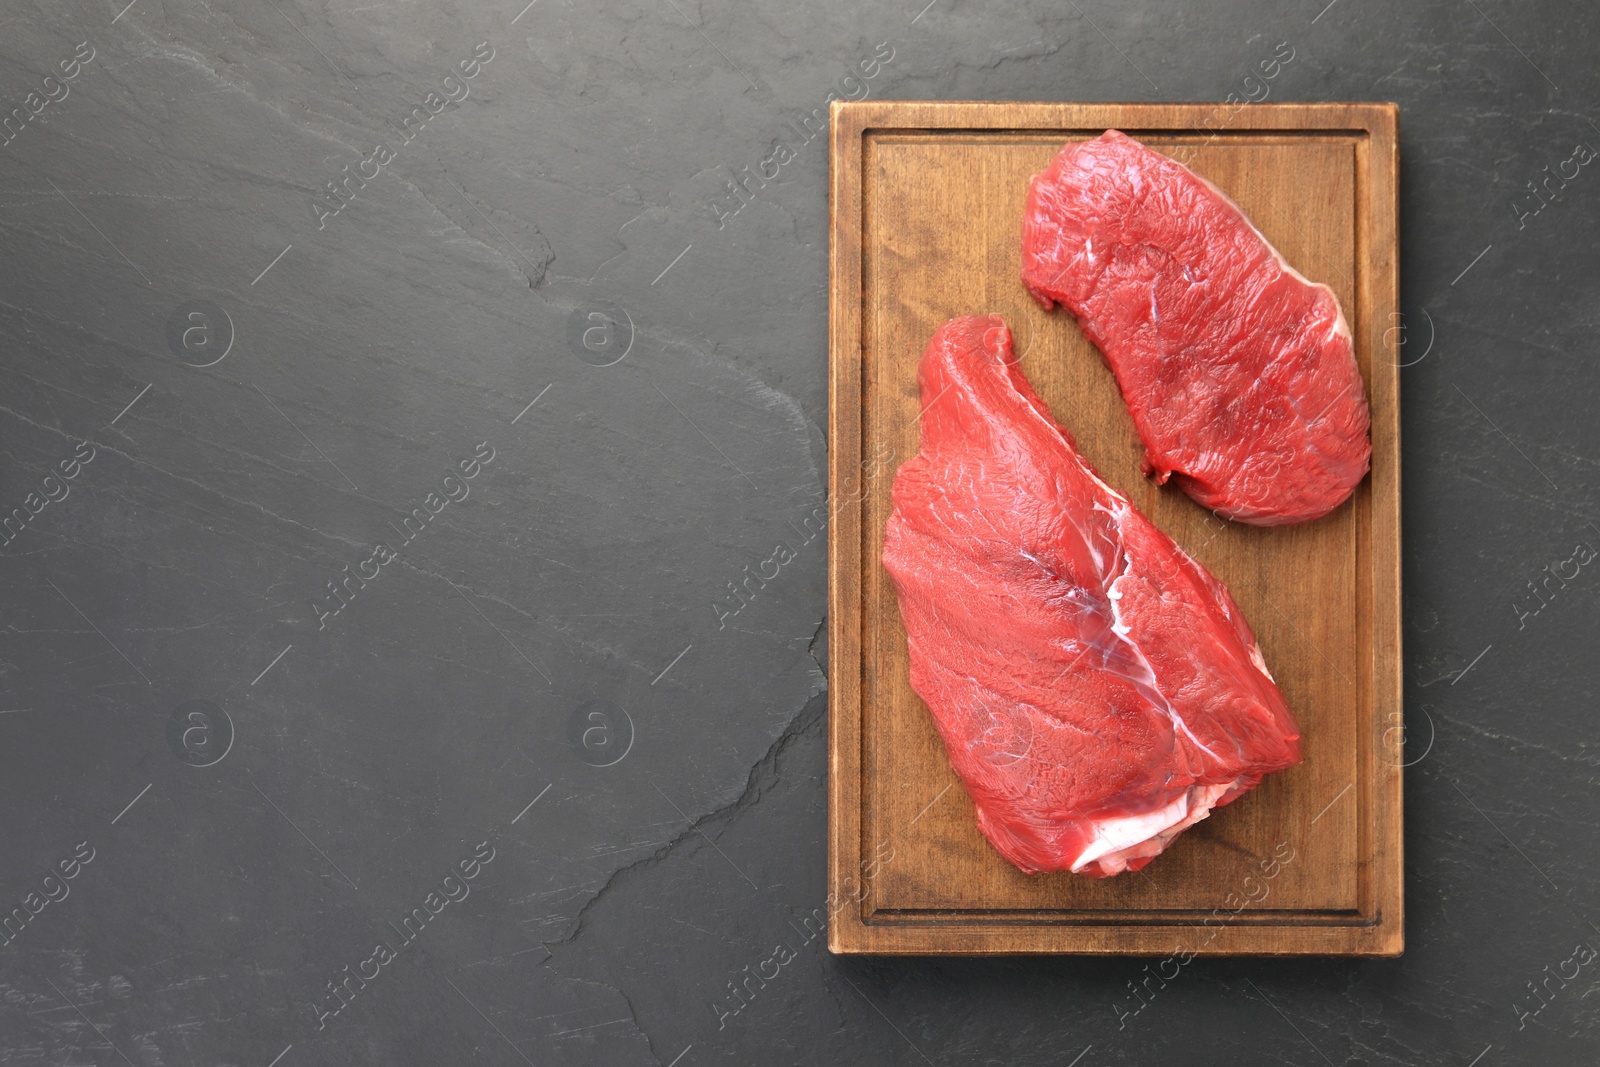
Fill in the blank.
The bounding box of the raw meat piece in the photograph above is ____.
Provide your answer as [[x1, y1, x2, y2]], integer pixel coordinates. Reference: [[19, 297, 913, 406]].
[[1021, 130, 1371, 526], [881, 315, 1301, 876]]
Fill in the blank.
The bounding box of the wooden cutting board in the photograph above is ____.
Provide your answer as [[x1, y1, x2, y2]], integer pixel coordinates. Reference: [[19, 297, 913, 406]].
[[827, 101, 1401, 956]]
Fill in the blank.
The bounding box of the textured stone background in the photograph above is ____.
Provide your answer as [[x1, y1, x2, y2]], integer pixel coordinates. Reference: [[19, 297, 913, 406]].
[[1, 0, 1596, 1064]]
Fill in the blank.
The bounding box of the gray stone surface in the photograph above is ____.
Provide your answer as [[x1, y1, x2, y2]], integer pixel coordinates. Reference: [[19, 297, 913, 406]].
[[0, 0, 1595, 1063]]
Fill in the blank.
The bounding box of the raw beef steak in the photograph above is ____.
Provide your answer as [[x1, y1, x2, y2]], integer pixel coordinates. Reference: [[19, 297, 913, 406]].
[[881, 315, 1301, 876], [1021, 130, 1371, 526]]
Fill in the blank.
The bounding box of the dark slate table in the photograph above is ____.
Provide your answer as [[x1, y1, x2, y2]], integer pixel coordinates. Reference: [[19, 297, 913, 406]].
[[1, 1, 1595, 1064]]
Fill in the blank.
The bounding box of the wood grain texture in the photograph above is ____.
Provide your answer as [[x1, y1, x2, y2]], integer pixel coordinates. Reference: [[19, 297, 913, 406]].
[[827, 101, 1401, 956]]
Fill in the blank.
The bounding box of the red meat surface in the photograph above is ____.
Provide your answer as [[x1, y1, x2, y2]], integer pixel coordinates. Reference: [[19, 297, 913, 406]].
[[881, 315, 1301, 876], [1021, 130, 1371, 526]]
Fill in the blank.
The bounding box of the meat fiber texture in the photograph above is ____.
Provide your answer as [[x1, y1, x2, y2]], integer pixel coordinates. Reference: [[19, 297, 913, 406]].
[[1021, 130, 1371, 526], [881, 315, 1301, 877]]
